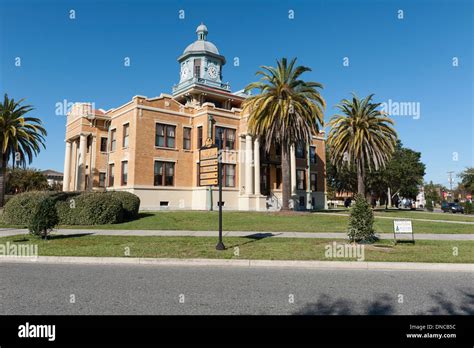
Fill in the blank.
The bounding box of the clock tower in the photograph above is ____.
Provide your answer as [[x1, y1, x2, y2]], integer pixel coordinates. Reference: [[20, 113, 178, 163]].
[[173, 23, 231, 103]]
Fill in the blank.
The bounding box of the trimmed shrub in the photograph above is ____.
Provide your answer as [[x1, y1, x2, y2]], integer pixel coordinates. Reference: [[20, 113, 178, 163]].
[[462, 201, 473, 215], [3, 191, 51, 225], [55, 200, 79, 225], [56, 192, 123, 225], [3, 191, 82, 225], [107, 191, 140, 220], [348, 194, 376, 243], [425, 198, 434, 212], [28, 197, 59, 239], [3, 190, 135, 226]]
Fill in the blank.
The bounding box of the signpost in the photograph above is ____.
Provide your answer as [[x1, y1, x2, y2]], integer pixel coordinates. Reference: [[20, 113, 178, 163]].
[[199, 139, 225, 250], [393, 220, 414, 244]]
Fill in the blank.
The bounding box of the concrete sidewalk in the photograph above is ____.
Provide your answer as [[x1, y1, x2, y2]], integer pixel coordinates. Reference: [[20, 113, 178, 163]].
[[0, 255, 472, 272], [0, 228, 473, 240]]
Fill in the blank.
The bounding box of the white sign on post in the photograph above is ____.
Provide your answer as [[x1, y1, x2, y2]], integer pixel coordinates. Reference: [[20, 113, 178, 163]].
[[393, 220, 414, 243]]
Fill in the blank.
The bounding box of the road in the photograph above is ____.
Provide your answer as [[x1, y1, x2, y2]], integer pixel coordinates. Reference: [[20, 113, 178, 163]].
[[1, 262, 472, 315]]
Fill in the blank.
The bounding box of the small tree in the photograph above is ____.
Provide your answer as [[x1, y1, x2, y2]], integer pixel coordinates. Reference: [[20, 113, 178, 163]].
[[425, 198, 434, 212], [28, 197, 58, 239], [348, 194, 376, 243], [463, 201, 473, 215]]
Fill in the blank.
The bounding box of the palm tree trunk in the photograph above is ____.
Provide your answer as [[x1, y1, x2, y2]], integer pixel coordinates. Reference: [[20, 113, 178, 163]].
[[281, 143, 291, 210], [0, 154, 6, 207], [357, 160, 365, 196]]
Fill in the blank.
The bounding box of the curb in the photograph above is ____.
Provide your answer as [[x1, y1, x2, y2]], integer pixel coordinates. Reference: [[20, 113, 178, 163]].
[[0, 256, 472, 272]]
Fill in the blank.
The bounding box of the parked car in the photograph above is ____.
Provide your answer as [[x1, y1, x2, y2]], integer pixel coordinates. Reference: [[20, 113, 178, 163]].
[[441, 202, 465, 214]]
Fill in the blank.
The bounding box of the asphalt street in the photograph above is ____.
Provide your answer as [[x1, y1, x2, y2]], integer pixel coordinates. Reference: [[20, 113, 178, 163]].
[[1, 262, 472, 315]]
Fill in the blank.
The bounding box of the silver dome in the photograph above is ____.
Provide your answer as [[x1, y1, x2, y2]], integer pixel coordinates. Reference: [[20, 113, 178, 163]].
[[183, 40, 219, 55]]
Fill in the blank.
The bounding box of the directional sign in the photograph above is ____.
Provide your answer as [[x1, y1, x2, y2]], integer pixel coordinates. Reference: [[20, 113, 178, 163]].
[[200, 159, 218, 167], [200, 165, 218, 173], [200, 147, 218, 161], [200, 172, 218, 179], [199, 144, 219, 187], [200, 178, 218, 186]]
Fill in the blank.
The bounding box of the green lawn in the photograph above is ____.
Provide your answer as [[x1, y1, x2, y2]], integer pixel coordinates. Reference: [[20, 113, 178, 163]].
[[1, 211, 473, 234], [67, 211, 474, 234], [1, 234, 472, 263], [324, 209, 474, 222]]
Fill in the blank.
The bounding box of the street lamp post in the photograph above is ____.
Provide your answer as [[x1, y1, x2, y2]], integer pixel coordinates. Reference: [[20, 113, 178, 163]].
[[216, 151, 225, 250], [207, 115, 215, 211]]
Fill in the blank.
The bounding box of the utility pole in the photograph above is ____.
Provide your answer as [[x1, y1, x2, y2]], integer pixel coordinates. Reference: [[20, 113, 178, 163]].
[[447, 171, 455, 201], [447, 171, 454, 191]]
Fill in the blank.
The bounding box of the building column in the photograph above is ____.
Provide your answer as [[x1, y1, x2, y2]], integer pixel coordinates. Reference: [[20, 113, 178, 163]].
[[306, 145, 312, 210], [62, 141, 72, 191], [89, 136, 97, 191], [254, 138, 260, 196], [238, 136, 244, 193], [245, 134, 253, 195], [290, 144, 296, 195], [77, 134, 87, 191]]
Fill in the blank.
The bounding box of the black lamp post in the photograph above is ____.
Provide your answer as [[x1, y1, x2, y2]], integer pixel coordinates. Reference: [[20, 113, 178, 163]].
[[216, 151, 225, 250]]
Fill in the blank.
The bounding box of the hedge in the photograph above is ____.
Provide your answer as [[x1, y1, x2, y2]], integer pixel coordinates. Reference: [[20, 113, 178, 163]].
[[106, 191, 140, 220], [2, 191, 51, 225], [56, 192, 124, 225], [3, 190, 140, 226]]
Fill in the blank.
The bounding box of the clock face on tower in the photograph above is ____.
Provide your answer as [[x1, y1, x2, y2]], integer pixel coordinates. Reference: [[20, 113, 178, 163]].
[[207, 64, 218, 79], [181, 65, 189, 80]]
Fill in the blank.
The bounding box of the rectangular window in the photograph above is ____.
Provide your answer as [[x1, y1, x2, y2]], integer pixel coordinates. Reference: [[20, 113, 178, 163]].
[[297, 170, 306, 190], [121, 161, 128, 185], [276, 167, 282, 189], [299, 196, 305, 207], [108, 164, 115, 187], [154, 161, 175, 186], [100, 137, 108, 152], [155, 123, 176, 148], [99, 172, 106, 187], [196, 163, 200, 185], [123, 123, 129, 148], [275, 144, 282, 158], [310, 146, 317, 164], [311, 173, 317, 192], [197, 126, 203, 148], [222, 164, 236, 187], [110, 129, 117, 151], [183, 127, 191, 150], [215, 127, 236, 150], [194, 58, 201, 78], [86, 136, 92, 153], [296, 144, 305, 159]]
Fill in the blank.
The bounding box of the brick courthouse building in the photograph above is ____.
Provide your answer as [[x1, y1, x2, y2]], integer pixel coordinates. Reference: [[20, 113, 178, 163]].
[[62, 24, 327, 211]]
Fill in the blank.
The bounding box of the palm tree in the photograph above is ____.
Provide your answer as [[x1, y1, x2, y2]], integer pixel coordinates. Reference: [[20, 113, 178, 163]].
[[243, 58, 325, 210], [0, 94, 47, 207], [327, 94, 397, 196]]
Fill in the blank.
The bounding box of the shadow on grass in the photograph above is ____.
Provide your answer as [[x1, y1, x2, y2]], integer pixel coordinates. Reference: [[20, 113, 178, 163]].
[[311, 209, 349, 214], [136, 212, 156, 219], [47, 233, 94, 240], [225, 233, 280, 249], [13, 233, 93, 242], [293, 294, 394, 315]]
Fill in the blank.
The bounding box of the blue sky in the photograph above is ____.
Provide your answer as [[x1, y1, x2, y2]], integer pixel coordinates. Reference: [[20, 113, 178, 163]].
[[0, 0, 472, 187]]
